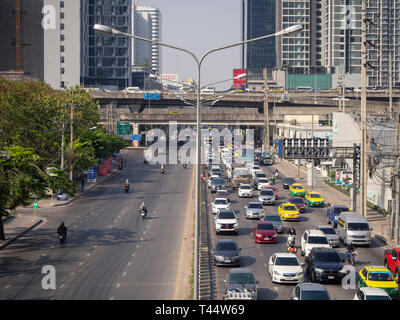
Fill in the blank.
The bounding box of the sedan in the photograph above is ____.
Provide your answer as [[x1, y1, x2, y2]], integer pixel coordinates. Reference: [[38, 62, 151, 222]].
[[208, 175, 220, 188], [210, 178, 225, 193], [283, 177, 296, 189], [291, 283, 332, 300], [263, 185, 278, 200], [214, 190, 230, 203], [213, 239, 241, 267], [258, 189, 275, 205], [268, 253, 305, 284], [289, 197, 306, 213], [238, 184, 253, 198], [252, 222, 277, 244], [245, 202, 265, 219], [317, 225, 340, 247], [212, 198, 230, 214], [262, 214, 284, 233]]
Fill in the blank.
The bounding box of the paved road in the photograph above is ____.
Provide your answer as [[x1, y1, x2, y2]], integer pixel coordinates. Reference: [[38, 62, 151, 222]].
[[209, 159, 391, 300], [0, 150, 193, 300]]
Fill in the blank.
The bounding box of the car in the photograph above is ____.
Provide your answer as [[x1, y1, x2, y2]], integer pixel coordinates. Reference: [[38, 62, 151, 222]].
[[214, 209, 239, 235], [384, 248, 400, 281], [253, 172, 267, 181], [289, 183, 306, 197], [223, 268, 258, 300], [290, 283, 331, 300], [245, 202, 265, 219], [317, 225, 340, 247], [212, 198, 230, 214], [305, 247, 346, 283], [254, 177, 271, 190], [268, 253, 305, 284], [278, 203, 300, 221], [305, 192, 325, 207], [353, 287, 392, 300], [300, 229, 331, 257], [213, 239, 241, 267], [258, 189, 275, 205], [208, 175, 220, 188], [263, 185, 278, 200], [238, 184, 253, 198], [358, 266, 399, 299], [326, 205, 350, 227], [210, 177, 225, 193], [210, 168, 222, 178], [262, 214, 284, 233], [289, 197, 305, 213], [283, 177, 296, 189], [250, 165, 262, 179], [252, 221, 277, 243], [214, 190, 230, 203]]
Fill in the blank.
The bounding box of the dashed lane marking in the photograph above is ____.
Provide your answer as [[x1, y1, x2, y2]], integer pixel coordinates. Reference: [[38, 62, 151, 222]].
[[116, 283, 121, 289], [122, 272, 127, 277]]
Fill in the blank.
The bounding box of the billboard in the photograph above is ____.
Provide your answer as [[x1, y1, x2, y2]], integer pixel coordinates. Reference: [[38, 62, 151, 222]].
[[233, 69, 246, 89]]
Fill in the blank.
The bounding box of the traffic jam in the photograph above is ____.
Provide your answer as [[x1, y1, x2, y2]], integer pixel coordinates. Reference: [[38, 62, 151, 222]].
[[205, 143, 400, 300]]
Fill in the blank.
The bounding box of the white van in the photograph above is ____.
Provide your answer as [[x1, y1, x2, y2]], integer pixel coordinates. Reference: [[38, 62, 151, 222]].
[[336, 212, 372, 246], [123, 87, 142, 93]]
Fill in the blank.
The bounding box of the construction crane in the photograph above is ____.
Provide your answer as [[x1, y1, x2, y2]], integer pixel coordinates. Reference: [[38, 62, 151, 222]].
[[15, 0, 22, 71]]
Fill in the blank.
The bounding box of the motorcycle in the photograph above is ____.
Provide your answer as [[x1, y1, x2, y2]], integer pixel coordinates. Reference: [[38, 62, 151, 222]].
[[58, 232, 66, 244], [346, 250, 357, 266], [124, 184, 129, 193], [287, 235, 296, 253], [183, 164, 187, 169], [271, 175, 276, 185], [161, 168, 165, 174], [140, 208, 147, 219]]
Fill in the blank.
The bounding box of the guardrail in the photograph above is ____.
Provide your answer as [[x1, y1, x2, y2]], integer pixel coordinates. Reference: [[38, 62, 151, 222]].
[[197, 165, 217, 300]]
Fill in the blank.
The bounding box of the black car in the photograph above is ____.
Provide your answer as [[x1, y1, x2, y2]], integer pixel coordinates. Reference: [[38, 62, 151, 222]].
[[211, 178, 225, 193], [224, 268, 258, 300], [305, 248, 345, 283], [213, 239, 241, 267], [283, 177, 296, 189]]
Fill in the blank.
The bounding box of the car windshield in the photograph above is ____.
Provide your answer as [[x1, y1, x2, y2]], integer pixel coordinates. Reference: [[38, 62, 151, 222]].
[[258, 178, 269, 183], [215, 199, 228, 205], [257, 223, 274, 230], [290, 198, 304, 204], [256, 173, 267, 178], [261, 190, 274, 196], [348, 223, 369, 231], [319, 227, 336, 235], [308, 236, 328, 244], [284, 205, 297, 211], [309, 193, 321, 198], [264, 215, 281, 222], [275, 257, 299, 266], [216, 242, 237, 251], [301, 290, 330, 300], [334, 207, 349, 214], [216, 191, 228, 196], [241, 185, 252, 189], [229, 273, 255, 285], [252, 166, 260, 170], [315, 251, 341, 263], [213, 179, 224, 184], [284, 178, 295, 184], [368, 271, 394, 282], [365, 295, 391, 300], [248, 203, 263, 209], [292, 185, 303, 190], [218, 211, 235, 219]]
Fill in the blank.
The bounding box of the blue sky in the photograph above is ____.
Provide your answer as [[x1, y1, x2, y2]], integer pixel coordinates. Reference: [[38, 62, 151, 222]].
[[138, 0, 242, 90]]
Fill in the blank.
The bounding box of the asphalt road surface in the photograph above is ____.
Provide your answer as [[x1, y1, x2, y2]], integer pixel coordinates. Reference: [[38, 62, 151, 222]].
[[209, 161, 390, 300], [0, 150, 193, 300]]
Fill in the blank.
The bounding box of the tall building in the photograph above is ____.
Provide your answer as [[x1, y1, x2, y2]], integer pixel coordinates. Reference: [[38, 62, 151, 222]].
[[133, 6, 162, 75]]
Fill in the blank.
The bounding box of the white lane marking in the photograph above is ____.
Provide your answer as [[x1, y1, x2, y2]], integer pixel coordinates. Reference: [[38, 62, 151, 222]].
[[127, 262, 132, 266], [19, 274, 23, 277], [140, 238, 143, 241], [70, 272, 75, 276], [51, 246, 55, 249], [274, 286, 278, 291], [132, 253, 136, 257], [136, 244, 140, 248], [4, 285, 10, 289], [116, 283, 121, 289], [93, 245, 97, 248], [110, 297, 114, 300], [86, 253, 91, 257], [41, 253, 47, 256], [60, 283, 65, 289], [122, 272, 127, 277], [79, 262, 83, 266]]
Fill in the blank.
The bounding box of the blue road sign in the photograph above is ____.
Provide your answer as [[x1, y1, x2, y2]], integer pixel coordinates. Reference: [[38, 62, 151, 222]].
[[144, 91, 161, 100], [130, 134, 142, 141]]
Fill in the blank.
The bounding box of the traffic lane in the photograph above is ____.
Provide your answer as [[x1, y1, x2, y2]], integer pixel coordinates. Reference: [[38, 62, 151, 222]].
[[0, 150, 193, 300]]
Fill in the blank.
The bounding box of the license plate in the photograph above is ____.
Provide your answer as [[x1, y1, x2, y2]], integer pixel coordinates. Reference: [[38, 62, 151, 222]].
[[225, 260, 231, 263], [328, 276, 335, 279]]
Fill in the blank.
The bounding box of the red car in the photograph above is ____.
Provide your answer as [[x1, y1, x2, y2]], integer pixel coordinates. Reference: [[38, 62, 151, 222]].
[[289, 197, 306, 213], [384, 248, 400, 280], [252, 222, 277, 244], [263, 186, 278, 200]]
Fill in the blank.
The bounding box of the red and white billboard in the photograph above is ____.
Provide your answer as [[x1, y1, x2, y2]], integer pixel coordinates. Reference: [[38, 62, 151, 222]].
[[233, 69, 246, 89]]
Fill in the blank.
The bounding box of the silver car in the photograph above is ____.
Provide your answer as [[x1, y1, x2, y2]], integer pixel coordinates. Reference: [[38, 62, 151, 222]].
[[262, 214, 284, 233], [258, 189, 275, 205], [245, 202, 265, 219], [317, 225, 340, 247]]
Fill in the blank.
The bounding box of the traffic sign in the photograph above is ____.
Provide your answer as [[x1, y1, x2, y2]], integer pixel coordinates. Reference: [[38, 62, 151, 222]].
[[117, 122, 131, 135], [144, 91, 161, 100], [130, 134, 142, 141]]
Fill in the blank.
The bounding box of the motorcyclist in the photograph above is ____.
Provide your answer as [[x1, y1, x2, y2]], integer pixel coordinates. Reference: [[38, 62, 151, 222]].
[[57, 222, 67, 239], [271, 174, 276, 184], [274, 169, 279, 179], [140, 202, 147, 215], [288, 226, 296, 245], [346, 243, 355, 260], [124, 179, 129, 187], [161, 164, 165, 172]]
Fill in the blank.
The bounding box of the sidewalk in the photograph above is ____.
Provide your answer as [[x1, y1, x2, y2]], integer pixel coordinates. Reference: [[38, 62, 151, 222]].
[[0, 167, 120, 250], [273, 157, 392, 247]]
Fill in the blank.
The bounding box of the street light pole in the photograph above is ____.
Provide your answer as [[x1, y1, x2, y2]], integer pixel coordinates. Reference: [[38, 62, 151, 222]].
[[70, 104, 74, 181], [94, 23, 303, 300]]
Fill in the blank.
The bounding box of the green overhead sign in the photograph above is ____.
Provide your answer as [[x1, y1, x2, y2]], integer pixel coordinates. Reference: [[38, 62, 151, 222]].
[[117, 122, 131, 135]]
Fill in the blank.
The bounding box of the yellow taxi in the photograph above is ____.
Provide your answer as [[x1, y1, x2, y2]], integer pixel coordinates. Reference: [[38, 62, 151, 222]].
[[289, 184, 306, 197], [305, 192, 325, 207], [358, 266, 399, 299], [277, 203, 300, 221]]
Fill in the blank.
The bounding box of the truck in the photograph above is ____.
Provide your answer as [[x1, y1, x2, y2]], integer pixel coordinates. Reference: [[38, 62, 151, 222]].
[[260, 152, 274, 165], [232, 167, 251, 190], [384, 248, 400, 280]]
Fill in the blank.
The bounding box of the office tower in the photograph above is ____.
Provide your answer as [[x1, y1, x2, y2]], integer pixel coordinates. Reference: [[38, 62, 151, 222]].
[[134, 6, 161, 75], [365, 0, 400, 88]]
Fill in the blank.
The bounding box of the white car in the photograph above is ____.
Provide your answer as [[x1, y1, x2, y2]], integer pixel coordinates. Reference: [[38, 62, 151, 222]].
[[268, 253, 305, 284], [300, 230, 331, 257], [208, 174, 220, 188], [238, 184, 253, 198], [353, 287, 391, 300], [250, 165, 263, 179], [256, 178, 271, 190], [214, 210, 239, 235], [212, 198, 230, 214]]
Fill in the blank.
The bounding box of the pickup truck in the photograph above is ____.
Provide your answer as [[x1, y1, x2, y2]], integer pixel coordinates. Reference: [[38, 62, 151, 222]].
[[384, 248, 400, 280], [326, 205, 350, 227]]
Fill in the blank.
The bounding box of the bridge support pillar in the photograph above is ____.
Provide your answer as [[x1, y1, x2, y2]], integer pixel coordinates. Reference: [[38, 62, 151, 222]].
[[131, 123, 140, 147]]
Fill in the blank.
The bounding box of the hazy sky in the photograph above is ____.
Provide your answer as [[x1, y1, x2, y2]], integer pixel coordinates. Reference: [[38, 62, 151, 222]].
[[138, 0, 242, 90]]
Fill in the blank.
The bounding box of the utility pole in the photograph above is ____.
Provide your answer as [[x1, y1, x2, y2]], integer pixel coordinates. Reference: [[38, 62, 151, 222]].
[[389, 51, 393, 117], [311, 114, 314, 188], [70, 104, 74, 181], [263, 68, 270, 152], [390, 114, 400, 242], [61, 119, 65, 171], [360, 0, 368, 218]]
